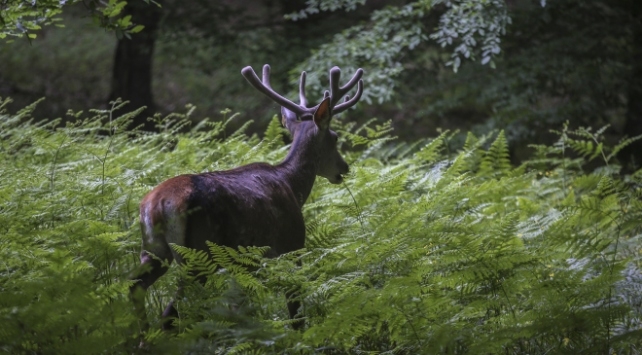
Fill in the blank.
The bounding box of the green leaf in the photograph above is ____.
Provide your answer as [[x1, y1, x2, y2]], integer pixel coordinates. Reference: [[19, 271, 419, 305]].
[[130, 25, 145, 33]]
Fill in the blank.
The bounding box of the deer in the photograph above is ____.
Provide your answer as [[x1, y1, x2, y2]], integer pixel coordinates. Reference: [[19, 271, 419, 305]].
[[129, 64, 364, 332]]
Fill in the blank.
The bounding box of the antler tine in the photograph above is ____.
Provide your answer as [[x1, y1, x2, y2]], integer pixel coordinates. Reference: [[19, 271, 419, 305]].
[[333, 79, 364, 114], [299, 71, 308, 107], [261, 64, 272, 88], [340, 68, 364, 92], [328, 67, 365, 113], [241, 65, 310, 116], [329, 67, 342, 108]]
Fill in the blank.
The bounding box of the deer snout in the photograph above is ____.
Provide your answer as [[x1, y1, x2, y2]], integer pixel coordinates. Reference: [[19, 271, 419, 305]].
[[329, 159, 349, 184], [338, 159, 349, 175]]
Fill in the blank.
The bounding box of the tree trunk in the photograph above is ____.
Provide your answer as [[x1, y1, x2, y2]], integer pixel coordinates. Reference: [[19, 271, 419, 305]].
[[619, 0, 642, 172], [108, 0, 162, 131]]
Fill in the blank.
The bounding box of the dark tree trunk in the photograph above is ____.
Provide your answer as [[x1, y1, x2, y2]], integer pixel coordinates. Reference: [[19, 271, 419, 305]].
[[108, 0, 162, 131], [619, 0, 642, 172]]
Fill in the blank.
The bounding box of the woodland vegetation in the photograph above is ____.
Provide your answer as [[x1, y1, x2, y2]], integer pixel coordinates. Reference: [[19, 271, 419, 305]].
[[2, 0, 642, 164], [1, 0, 642, 354], [1, 98, 641, 354]]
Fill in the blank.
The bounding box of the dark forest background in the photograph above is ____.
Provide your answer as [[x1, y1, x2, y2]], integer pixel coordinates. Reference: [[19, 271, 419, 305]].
[[1, 0, 641, 169]]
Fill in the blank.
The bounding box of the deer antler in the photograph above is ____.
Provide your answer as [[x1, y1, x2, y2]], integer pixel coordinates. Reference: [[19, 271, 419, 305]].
[[241, 64, 364, 116], [298, 71, 308, 108], [328, 66, 364, 114], [241, 65, 314, 117]]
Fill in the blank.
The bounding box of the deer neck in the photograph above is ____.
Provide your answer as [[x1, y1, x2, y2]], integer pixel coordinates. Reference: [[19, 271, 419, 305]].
[[278, 123, 319, 207]]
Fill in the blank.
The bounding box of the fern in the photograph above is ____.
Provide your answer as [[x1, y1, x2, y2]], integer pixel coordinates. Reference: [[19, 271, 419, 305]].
[[479, 130, 512, 177], [1, 100, 641, 354]]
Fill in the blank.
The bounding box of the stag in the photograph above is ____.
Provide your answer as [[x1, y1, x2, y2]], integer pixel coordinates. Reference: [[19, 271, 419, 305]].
[[130, 64, 364, 331]]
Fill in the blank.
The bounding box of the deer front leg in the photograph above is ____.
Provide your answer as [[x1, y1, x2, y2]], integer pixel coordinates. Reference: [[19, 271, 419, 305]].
[[286, 289, 304, 330]]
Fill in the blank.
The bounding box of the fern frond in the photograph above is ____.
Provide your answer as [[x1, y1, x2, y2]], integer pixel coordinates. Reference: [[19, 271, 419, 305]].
[[607, 134, 642, 162], [479, 130, 511, 177]]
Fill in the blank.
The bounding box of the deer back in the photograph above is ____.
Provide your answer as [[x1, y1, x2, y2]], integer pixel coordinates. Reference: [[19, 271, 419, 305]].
[[139, 64, 364, 262]]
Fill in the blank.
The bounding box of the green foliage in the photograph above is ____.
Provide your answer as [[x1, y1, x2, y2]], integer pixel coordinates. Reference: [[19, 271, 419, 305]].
[[293, 0, 529, 101], [286, 0, 368, 19], [292, 3, 426, 104], [0, 14, 114, 113], [1, 98, 641, 353], [0, 0, 65, 39], [431, 0, 514, 72], [0, 0, 148, 41], [552, 123, 642, 168], [409, 0, 638, 147]]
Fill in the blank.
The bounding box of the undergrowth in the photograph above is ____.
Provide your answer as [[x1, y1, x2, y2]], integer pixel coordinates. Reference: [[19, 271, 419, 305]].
[[0, 97, 641, 354]]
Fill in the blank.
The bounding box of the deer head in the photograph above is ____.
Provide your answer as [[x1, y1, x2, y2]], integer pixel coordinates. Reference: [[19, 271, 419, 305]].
[[241, 64, 364, 184]]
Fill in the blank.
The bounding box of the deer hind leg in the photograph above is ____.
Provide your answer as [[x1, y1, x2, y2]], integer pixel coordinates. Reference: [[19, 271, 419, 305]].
[[130, 244, 174, 333], [131, 205, 183, 332], [160, 286, 181, 331], [155, 212, 192, 331]]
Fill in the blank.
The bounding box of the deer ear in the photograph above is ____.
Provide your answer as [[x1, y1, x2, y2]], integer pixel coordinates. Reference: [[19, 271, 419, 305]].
[[313, 97, 332, 130], [281, 107, 298, 130]]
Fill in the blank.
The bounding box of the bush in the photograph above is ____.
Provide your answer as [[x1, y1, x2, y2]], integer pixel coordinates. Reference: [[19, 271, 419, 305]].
[[0, 98, 641, 354]]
